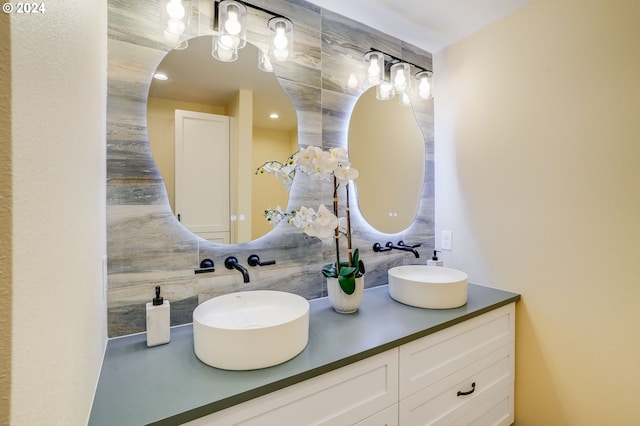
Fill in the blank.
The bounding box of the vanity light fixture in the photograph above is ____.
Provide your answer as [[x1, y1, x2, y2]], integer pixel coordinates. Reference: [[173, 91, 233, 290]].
[[217, 0, 247, 50], [398, 91, 411, 107], [212, 0, 245, 62], [212, 35, 239, 62], [268, 16, 294, 61], [166, 0, 186, 19], [415, 70, 434, 100], [213, 0, 294, 63], [376, 80, 395, 101], [269, 112, 280, 119], [258, 51, 274, 72], [390, 62, 411, 94], [363, 48, 433, 101], [163, 0, 190, 44], [363, 51, 384, 84]]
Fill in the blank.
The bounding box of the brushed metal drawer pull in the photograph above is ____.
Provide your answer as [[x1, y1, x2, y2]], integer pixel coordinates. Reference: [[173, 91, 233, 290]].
[[457, 382, 476, 397]]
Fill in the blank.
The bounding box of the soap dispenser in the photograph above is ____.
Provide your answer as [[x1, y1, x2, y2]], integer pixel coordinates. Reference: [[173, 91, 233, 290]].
[[427, 250, 444, 267], [146, 286, 170, 347]]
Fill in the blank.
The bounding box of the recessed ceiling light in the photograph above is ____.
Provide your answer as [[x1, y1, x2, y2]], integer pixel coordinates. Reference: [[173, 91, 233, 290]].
[[269, 113, 279, 119], [153, 72, 169, 81]]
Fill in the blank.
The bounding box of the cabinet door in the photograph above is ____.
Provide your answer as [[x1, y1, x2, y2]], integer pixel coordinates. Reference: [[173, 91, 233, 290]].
[[449, 381, 513, 426], [399, 304, 515, 399], [399, 344, 513, 425], [399, 303, 515, 425], [186, 349, 399, 426]]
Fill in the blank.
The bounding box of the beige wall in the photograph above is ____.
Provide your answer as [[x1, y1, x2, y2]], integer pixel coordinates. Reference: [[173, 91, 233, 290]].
[[9, 1, 107, 424], [0, 11, 11, 426], [434, 0, 640, 423], [228, 89, 254, 243], [252, 127, 296, 239]]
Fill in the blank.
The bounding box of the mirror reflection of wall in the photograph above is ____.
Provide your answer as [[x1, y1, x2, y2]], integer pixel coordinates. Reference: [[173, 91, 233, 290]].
[[252, 127, 298, 240], [146, 37, 297, 244], [349, 86, 425, 234]]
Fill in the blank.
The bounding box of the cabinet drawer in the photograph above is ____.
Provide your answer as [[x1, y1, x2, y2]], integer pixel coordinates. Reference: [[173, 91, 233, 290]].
[[399, 344, 513, 425], [186, 348, 399, 426], [399, 304, 515, 399], [354, 404, 399, 426], [451, 381, 514, 426]]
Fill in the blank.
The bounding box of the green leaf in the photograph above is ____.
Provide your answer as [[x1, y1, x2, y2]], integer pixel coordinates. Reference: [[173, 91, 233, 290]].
[[352, 248, 359, 268], [323, 261, 363, 294], [338, 275, 356, 295], [338, 266, 357, 294], [322, 263, 337, 278], [358, 259, 365, 276], [338, 266, 356, 278], [352, 249, 365, 277]]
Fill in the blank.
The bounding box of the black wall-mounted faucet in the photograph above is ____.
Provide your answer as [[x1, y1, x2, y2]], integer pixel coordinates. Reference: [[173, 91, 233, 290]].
[[373, 241, 421, 258], [224, 256, 250, 283]]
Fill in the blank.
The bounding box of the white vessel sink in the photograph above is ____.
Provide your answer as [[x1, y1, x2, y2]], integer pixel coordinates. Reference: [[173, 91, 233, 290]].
[[388, 265, 468, 309], [193, 290, 310, 370]]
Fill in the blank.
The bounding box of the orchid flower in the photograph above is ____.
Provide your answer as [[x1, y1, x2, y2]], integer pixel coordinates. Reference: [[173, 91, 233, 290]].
[[334, 165, 359, 187], [256, 156, 296, 191], [258, 146, 364, 295]]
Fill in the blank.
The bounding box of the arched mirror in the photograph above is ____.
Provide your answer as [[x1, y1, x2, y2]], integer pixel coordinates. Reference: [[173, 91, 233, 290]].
[[147, 36, 297, 244], [348, 87, 425, 234]]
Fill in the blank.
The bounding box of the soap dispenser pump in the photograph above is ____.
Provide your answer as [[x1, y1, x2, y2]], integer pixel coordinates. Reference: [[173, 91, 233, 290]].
[[427, 250, 444, 267], [146, 286, 170, 347]]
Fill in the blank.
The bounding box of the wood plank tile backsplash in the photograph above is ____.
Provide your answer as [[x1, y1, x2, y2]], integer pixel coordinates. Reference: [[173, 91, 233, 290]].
[[107, 0, 434, 337]]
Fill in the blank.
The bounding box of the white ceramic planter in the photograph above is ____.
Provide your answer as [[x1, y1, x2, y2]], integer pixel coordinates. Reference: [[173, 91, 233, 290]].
[[327, 276, 364, 314]]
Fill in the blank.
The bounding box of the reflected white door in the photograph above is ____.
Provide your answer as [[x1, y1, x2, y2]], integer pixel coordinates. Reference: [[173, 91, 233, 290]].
[[175, 110, 230, 243]]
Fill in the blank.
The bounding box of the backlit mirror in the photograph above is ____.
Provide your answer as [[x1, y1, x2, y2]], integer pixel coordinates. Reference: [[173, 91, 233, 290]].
[[348, 87, 425, 234], [147, 36, 297, 244]]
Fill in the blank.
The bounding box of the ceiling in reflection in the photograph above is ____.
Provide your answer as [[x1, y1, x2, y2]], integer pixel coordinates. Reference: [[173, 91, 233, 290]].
[[148, 36, 297, 131]]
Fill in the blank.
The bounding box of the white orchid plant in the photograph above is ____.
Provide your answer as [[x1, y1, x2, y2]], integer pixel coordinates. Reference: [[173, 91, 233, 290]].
[[256, 146, 365, 294]]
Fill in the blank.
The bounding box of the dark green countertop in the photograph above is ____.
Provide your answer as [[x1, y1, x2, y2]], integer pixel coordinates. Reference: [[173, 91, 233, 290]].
[[89, 284, 520, 426]]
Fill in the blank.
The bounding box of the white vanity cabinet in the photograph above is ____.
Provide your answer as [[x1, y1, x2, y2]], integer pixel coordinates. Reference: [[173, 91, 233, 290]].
[[185, 303, 515, 426], [185, 349, 399, 426], [89, 285, 520, 425], [398, 303, 515, 425]]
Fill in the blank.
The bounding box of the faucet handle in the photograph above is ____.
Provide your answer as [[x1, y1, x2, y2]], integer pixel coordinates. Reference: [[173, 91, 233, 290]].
[[373, 242, 392, 252], [195, 258, 215, 274], [224, 256, 239, 269], [248, 254, 276, 267], [397, 240, 421, 249]]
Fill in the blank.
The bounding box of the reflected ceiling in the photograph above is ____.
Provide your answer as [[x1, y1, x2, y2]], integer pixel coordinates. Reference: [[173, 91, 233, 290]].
[[148, 36, 297, 131]]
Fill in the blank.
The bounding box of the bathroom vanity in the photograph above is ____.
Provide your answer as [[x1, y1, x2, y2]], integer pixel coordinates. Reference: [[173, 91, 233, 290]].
[[89, 284, 519, 425]]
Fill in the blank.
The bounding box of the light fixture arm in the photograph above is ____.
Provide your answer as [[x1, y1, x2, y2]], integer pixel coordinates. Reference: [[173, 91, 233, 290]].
[[213, 0, 290, 31], [364, 47, 433, 75]]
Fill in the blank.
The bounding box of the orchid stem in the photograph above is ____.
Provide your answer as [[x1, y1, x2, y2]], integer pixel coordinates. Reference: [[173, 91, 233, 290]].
[[333, 176, 340, 275], [346, 182, 353, 267]]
